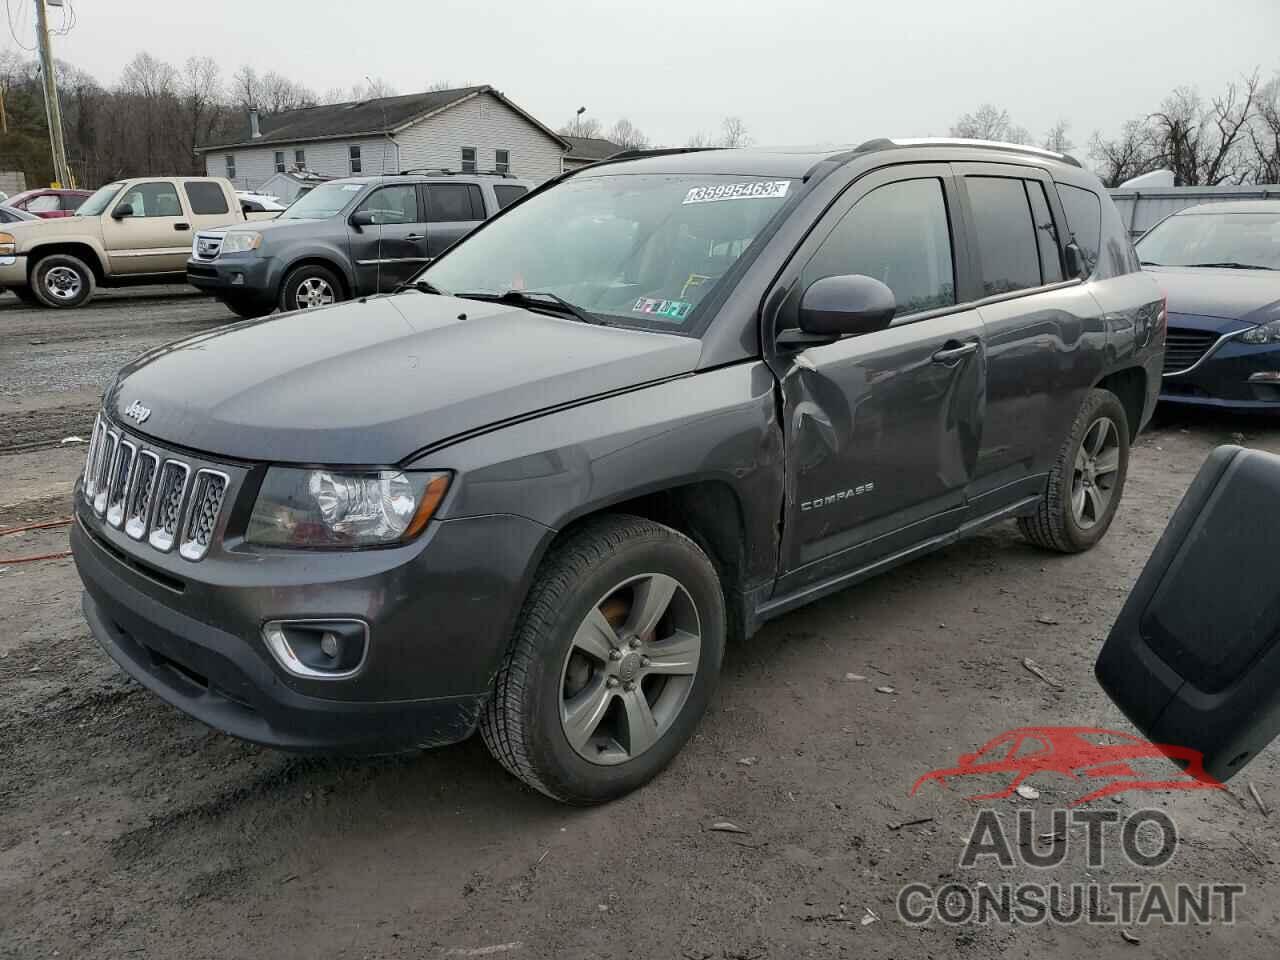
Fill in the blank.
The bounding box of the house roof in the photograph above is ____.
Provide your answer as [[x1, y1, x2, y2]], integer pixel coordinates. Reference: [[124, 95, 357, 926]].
[[562, 135, 623, 160], [199, 85, 569, 153]]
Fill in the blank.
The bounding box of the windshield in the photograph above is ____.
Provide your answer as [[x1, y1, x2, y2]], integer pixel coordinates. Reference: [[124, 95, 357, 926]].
[[280, 182, 365, 220], [421, 173, 795, 331], [76, 182, 124, 218], [1137, 212, 1280, 270]]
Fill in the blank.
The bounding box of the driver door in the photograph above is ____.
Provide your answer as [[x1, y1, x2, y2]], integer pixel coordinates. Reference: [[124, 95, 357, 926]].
[[348, 183, 429, 294], [769, 165, 987, 596], [102, 181, 192, 275]]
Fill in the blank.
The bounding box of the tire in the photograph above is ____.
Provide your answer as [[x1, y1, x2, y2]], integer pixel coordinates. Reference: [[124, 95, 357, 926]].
[[481, 515, 726, 804], [1018, 388, 1130, 553], [278, 263, 344, 313], [9, 285, 41, 306], [31, 253, 95, 308], [218, 295, 270, 320]]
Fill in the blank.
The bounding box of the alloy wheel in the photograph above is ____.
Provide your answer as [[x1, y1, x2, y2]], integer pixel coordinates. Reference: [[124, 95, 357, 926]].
[[44, 266, 82, 301], [1072, 416, 1120, 529], [295, 276, 335, 309], [559, 573, 702, 765]]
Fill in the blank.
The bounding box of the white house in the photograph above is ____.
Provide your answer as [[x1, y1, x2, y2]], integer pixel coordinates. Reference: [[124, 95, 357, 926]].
[[197, 85, 570, 191]]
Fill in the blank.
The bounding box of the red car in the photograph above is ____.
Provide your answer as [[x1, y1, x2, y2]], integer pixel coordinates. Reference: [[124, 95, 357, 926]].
[[5, 188, 93, 219], [910, 726, 1223, 805]]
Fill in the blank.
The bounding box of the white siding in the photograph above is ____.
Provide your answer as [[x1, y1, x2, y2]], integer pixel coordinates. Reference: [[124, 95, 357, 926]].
[[394, 92, 565, 182], [204, 136, 397, 191]]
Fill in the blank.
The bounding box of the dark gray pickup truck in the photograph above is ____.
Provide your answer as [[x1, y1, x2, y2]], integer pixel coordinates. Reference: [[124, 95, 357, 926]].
[[73, 140, 1164, 804], [186, 172, 533, 317]]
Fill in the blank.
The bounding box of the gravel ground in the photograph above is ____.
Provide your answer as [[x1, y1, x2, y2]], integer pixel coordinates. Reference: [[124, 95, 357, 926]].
[[1, 292, 1278, 959]]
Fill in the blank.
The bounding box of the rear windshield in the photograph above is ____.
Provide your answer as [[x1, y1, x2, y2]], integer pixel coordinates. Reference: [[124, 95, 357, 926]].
[[1137, 212, 1280, 270], [422, 173, 796, 332], [280, 182, 365, 220]]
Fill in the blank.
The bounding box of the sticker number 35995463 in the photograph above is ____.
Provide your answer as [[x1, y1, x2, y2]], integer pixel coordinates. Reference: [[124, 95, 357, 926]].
[[682, 180, 791, 204]]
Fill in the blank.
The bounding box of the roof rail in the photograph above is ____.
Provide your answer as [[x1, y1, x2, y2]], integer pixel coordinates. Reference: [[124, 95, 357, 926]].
[[854, 137, 1083, 168], [603, 146, 725, 163], [397, 167, 519, 178]]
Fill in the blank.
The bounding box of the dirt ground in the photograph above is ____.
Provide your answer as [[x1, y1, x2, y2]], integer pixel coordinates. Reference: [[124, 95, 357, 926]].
[[2, 289, 1278, 959]]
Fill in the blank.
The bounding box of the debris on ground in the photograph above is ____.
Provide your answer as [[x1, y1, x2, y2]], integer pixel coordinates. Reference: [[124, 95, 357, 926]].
[[1249, 781, 1269, 817], [1035, 614, 1060, 625], [59, 436, 86, 445], [887, 817, 934, 831], [1022, 657, 1066, 689], [736, 757, 758, 767], [1121, 930, 1141, 945], [875, 686, 896, 695], [1015, 784, 1041, 801], [708, 822, 749, 835], [843, 672, 867, 681], [860, 907, 880, 926]]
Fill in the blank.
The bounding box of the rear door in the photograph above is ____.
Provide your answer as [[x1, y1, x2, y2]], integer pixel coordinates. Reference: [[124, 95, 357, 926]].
[[954, 163, 1109, 512], [348, 183, 429, 293], [182, 180, 238, 233], [770, 164, 988, 593], [422, 182, 484, 257], [102, 181, 192, 275]]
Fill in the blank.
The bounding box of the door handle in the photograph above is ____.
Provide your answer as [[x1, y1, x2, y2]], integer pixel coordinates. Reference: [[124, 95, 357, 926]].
[[932, 340, 979, 364], [174, 222, 190, 231], [406, 234, 425, 240]]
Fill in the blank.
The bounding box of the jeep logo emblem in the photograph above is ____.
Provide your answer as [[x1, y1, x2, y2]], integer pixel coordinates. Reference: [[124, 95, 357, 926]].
[[123, 400, 151, 424]]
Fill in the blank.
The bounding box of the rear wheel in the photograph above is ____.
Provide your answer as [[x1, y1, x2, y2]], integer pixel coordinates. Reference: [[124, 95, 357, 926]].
[[279, 264, 343, 313], [481, 515, 725, 804], [31, 253, 95, 308], [1018, 388, 1130, 553]]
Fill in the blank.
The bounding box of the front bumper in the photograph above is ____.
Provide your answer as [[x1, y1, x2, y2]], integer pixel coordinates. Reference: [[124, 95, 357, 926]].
[[71, 483, 550, 754], [0, 254, 27, 287], [1161, 335, 1280, 410], [186, 254, 275, 299]]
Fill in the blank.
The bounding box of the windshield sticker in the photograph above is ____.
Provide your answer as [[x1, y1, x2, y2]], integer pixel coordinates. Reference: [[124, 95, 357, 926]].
[[633, 297, 692, 320], [340, 184, 363, 191], [682, 180, 791, 205], [680, 273, 713, 300]]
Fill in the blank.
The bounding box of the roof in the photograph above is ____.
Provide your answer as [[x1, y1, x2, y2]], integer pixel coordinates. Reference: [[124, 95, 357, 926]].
[[1174, 200, 1280, 215], [562, 135, 623, 160], [260, 169, 334, 185], [199, 85, 569, 153]]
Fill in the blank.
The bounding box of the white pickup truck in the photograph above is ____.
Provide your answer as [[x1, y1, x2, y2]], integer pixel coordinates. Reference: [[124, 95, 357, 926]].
[[0, 176, 275, 308]]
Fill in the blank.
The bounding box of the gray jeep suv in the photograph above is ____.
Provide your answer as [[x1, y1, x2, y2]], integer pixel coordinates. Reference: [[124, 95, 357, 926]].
[[73, 140, 1164, 803], [186, 171, 533, 317]]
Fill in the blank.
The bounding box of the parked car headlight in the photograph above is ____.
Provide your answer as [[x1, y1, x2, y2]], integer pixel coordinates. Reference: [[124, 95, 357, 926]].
[[247, 468, 450, 547], [1239, 318, 1280, 345], [0, 232, 15, 257], [221, 231, 263, 255]]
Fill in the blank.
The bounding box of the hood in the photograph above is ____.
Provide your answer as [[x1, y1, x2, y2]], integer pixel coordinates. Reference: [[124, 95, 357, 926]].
[[200, 216, 319, 236], [3, 215, 102, 243], [1148, 266, 1280, 323], [106, 294, 702, 463]]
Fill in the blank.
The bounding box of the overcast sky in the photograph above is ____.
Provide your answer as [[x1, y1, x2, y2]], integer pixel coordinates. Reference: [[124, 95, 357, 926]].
[[16, 0, 1280, 151]]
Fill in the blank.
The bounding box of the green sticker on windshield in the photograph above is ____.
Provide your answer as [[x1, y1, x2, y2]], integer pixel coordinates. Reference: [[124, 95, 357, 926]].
[[633, 297, 692, 320]]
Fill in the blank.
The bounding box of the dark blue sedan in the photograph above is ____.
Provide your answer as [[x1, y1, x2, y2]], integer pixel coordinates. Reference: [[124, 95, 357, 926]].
[[1138, 201, 1280, 410]]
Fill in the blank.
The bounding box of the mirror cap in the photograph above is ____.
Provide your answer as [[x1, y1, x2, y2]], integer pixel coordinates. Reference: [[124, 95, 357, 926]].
[[1097, 445, 1280, 782], [798, 274, 897, 337]]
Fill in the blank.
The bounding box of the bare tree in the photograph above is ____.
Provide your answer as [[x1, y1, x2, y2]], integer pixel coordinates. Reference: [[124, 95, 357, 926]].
[[1146, 75, 1259, 185], [685, 130, 713, 148], [1042, 119, 1074, 154], [260, 72, 316, 113], [607, 117, 649, 150], [721, 115, 750, 148], [351, 76, 397, 101], [1089, 120, 1159, 187], [179, 57, 223, 172], [1248, 73, 1280, 183], [231, 64, 262, 110], [319, 86, 349, 105], [950, 104, 1031, 144], [559, 114, 602, 139]]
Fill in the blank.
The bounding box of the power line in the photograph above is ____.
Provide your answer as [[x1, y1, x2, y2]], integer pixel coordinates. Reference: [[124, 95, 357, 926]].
[[4, 0, 37, 51]]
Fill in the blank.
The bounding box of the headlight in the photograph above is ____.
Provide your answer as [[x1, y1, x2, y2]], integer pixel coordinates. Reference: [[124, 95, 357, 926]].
[[1239, 318, 1280, 345], [221, 231, 262, 255], [247, 468, 450, 548], [0, 232, 15, 257]]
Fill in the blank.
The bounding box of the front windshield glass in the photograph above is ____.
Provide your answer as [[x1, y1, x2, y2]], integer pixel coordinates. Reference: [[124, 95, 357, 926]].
[[280, 182, 365, 220], [422, 174, 796, 331], [1137, 212, 1280, 270], [76, 182, 124, 218]]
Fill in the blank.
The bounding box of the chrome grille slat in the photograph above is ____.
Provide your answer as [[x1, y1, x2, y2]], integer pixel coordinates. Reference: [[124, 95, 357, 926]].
[[179, 470, 229, 561], [92, 432, 118, 516], [124, 451, 160, 540], [105, 440, 135, 528], [148, 460, 190, 553], [83, 417, 107, 504]]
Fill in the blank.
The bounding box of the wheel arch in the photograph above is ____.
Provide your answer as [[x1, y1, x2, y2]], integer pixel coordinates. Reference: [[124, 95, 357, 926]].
[[26, 242, 107, 284], [1095, 366, 1146, 438], [279, 253, 353, 299]]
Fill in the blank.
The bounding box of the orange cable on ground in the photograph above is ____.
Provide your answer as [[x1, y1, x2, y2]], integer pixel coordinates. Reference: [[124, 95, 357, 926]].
[[0, 517, 74, 564]]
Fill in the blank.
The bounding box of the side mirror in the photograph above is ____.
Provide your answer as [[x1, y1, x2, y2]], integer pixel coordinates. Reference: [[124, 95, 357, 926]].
[[796, 274, 897, 338], [1064, 240, 1089, 279], [349, 210, 376, 229], [111, 203, 134, 220]]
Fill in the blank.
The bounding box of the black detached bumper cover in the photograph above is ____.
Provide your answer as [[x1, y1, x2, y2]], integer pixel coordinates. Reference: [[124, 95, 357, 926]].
[[72, 508, 548, 754]]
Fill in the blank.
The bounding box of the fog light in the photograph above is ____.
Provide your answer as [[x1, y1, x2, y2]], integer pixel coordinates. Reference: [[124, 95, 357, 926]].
[[263, 619, 368, 679], [231, 273, 245, 285]]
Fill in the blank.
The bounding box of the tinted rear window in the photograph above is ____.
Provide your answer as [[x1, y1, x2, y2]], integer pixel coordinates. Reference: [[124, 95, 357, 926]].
[[494, 184, 528, 210], [966, 177, 1042, 296], [1056, 183, 1102, 275], [185, 182, 229, 216], [426, 184, 475, 222]]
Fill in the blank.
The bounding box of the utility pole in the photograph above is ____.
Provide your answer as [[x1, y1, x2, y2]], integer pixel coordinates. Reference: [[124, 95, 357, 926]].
[[34, 0, 74, 187]]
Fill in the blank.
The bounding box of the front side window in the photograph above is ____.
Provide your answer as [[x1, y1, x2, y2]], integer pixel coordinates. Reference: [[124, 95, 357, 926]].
[[349, 145, 362, 174], [1057, 183, 1102, 274], [355, 184, 419, 225], [61, 194, 86, 212], [425, 183, 476, 223], [1136, 211, 1280, 271], [801, 178, 956, 318], [225, 155, 236, 179], [966, 176, 1043, 296], [117, 182, 183, 218], [423, 173, 795, 332], [461, 146, 477, 173], [495, 149, 510, 174], [274, 151, 285, 173], [184, 181, 229, 216]]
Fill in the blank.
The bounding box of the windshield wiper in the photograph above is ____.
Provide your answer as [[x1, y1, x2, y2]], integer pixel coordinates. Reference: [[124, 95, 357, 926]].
[[454, 290, 605, 325], [1139, 260, 1163, 267], [392, 278, 444, 295], [1185, 261, 1276, 271]]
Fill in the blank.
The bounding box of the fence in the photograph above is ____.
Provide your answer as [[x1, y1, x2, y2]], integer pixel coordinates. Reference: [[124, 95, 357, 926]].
[[1109, 184, 1280, 239]]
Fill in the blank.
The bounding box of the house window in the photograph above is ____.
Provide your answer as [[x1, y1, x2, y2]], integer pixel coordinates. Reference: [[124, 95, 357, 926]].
[[295, 149, 306, 168], [495, 149, 510, 174], [349, 145, 362, 174], [225, 155, 236, 179], [274, 151, 285, 173], [461, 146, 477, 173]]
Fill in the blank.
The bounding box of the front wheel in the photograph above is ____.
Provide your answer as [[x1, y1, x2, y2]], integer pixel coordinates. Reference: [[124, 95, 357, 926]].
[[279, 264, 344, 313], [1018, 388, 1130, 553], [31, 253, 96, 308], [481, 515, 725, 804]]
